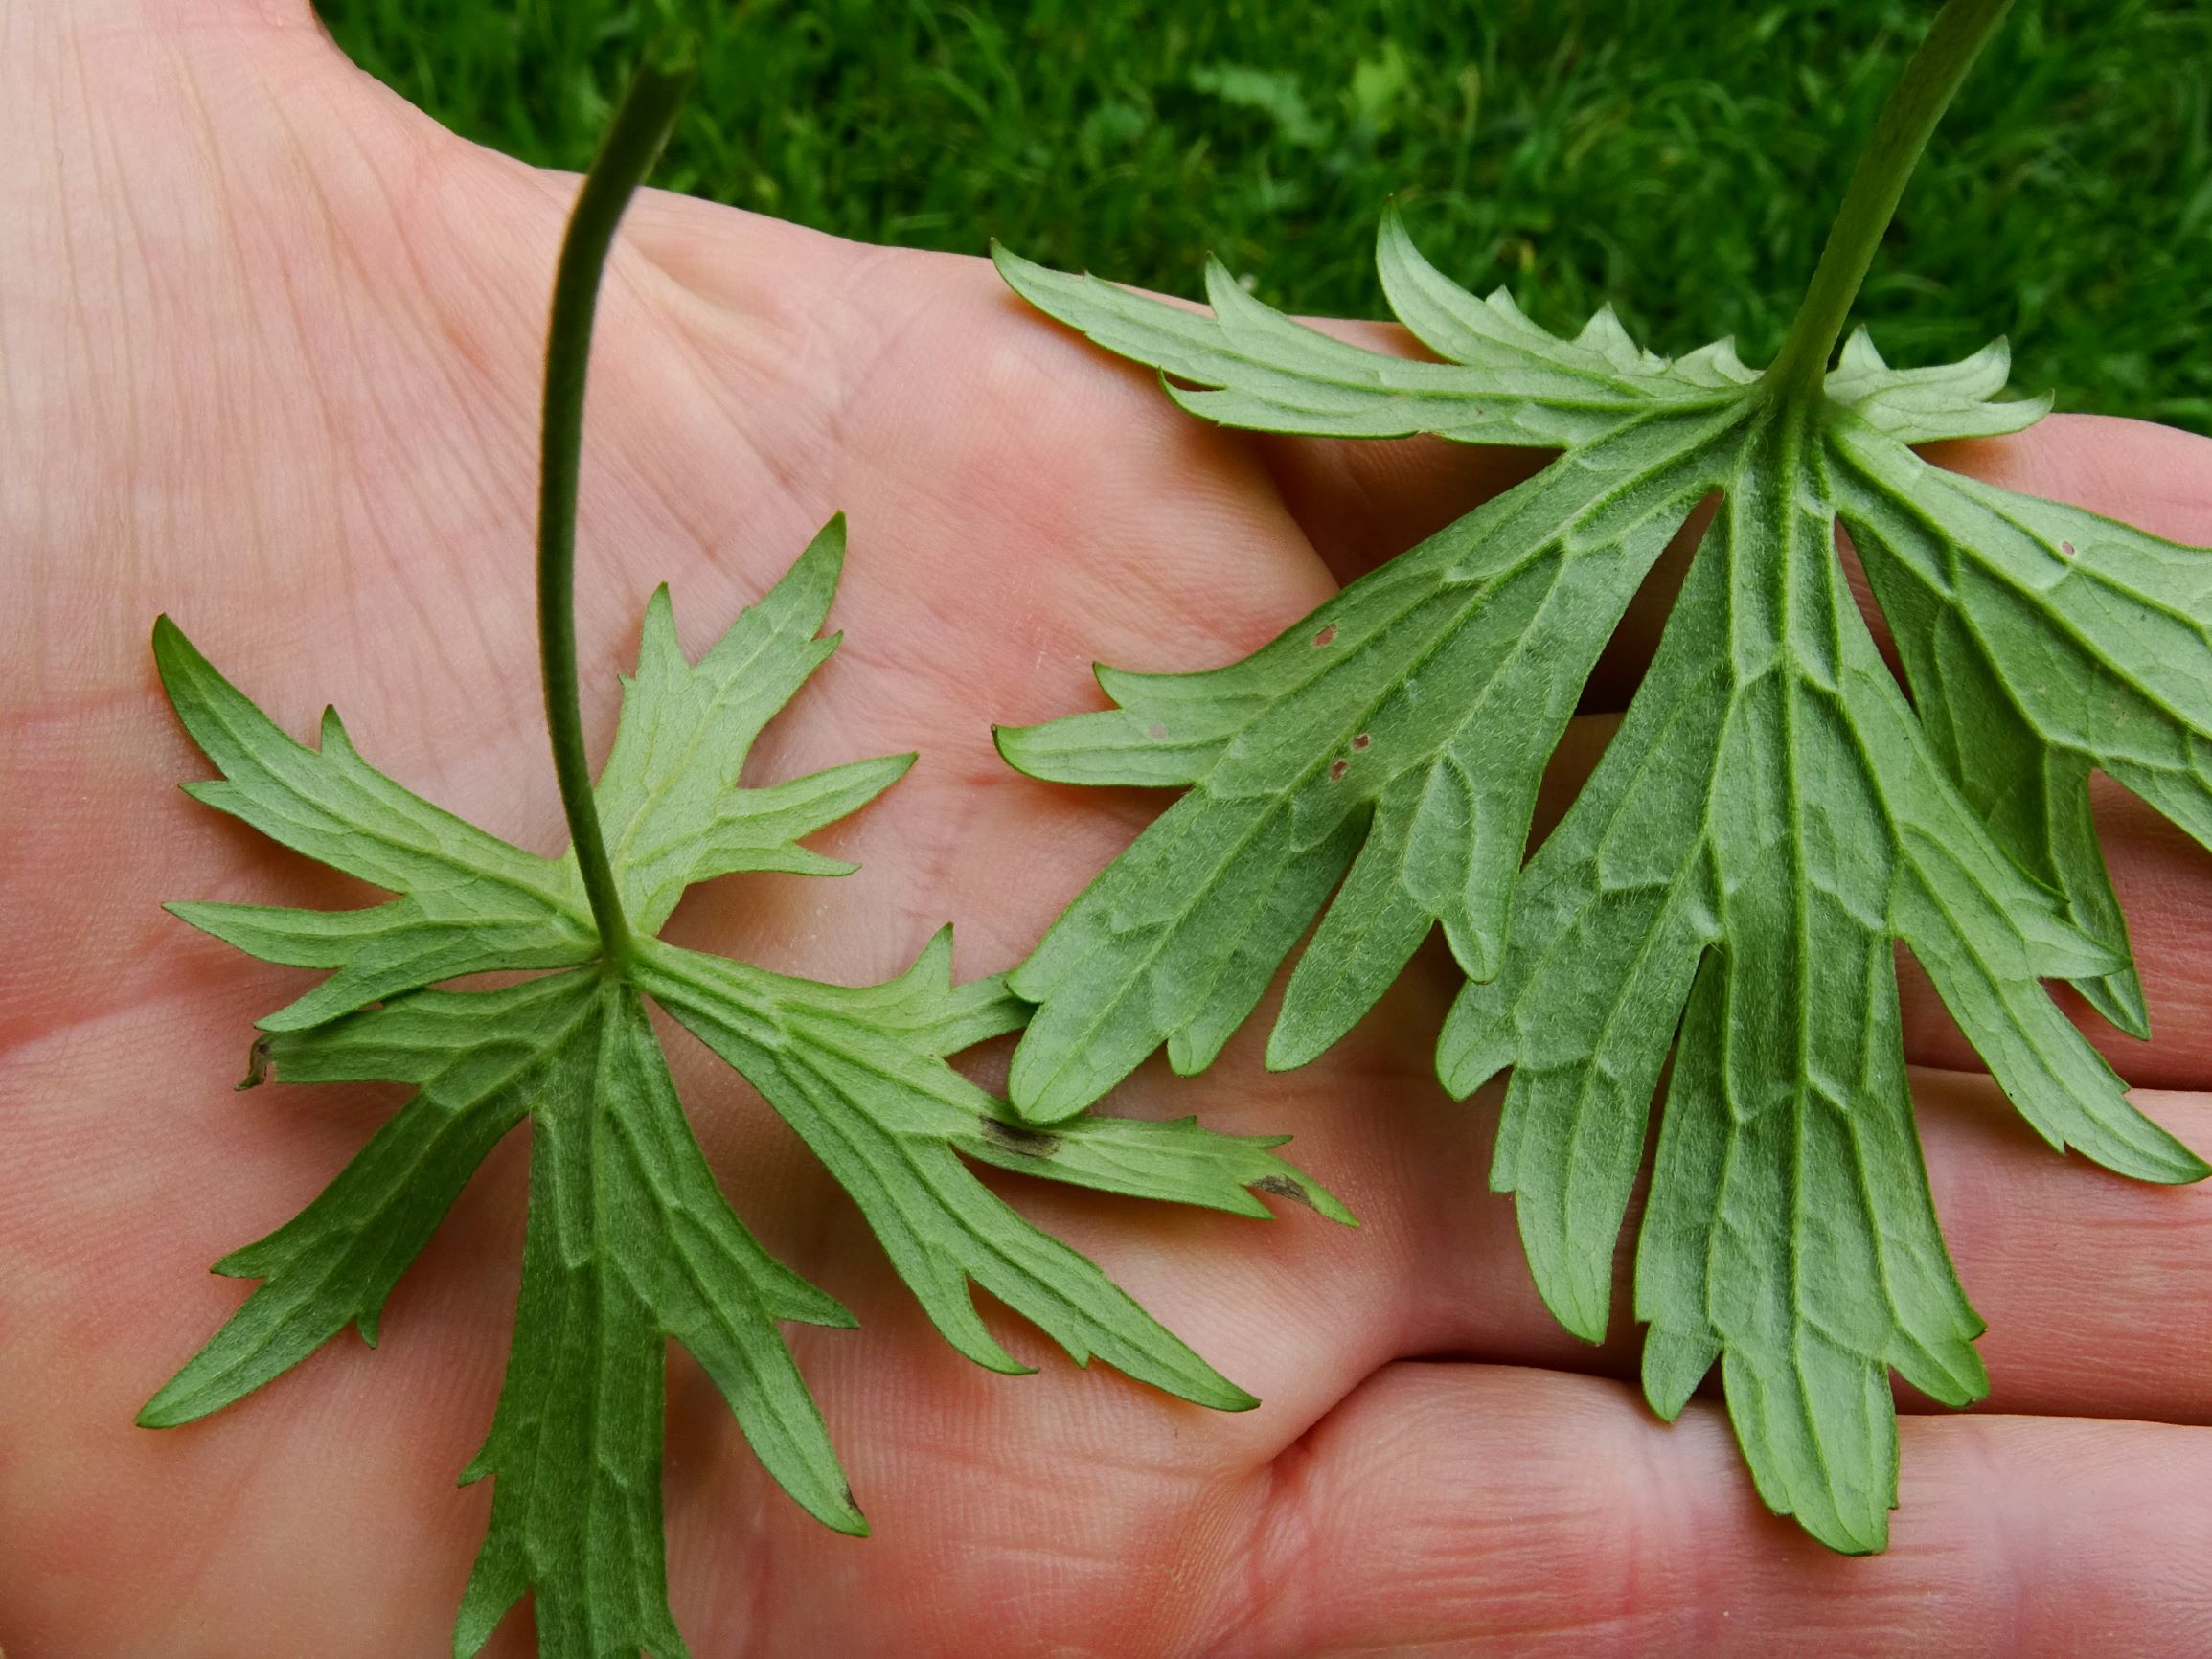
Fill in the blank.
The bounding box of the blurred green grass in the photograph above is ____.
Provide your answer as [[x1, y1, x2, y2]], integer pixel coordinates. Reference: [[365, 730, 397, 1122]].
[[319, 0, 2211, 431]]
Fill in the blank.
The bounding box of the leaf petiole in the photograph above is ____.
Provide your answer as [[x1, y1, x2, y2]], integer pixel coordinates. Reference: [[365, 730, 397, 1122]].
[[536, 49, 696, 968], [1765, 0, 2016, 399]]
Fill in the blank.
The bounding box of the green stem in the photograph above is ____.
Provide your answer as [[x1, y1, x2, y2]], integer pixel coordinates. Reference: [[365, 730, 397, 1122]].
[[1766, 0, 2015, 398], [537, 55, 694, 968]]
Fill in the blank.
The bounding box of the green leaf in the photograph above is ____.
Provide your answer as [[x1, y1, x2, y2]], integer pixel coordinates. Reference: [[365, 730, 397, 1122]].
[[152, 618, 599, 1030], [139, 973, 604, 1425], [994, 206, 1733, 451], [148, 532, 1346, 1655], [1824, 327, 2051, 444], [165, 898, 598, 1034], [591, 515, 915, 931], [999, 398, 1745, 1118], [452, 983, 859, 1659], [640, 931, 1305, 1405], [1832, 418, 2212, 1038], [995, 208, 2211, 1553]]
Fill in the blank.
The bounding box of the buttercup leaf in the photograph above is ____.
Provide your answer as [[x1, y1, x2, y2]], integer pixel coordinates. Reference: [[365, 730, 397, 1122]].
[[143, 63, 1345, 1659], [992, 4, 2211, 1554], [148, 537, 1344, 1654]]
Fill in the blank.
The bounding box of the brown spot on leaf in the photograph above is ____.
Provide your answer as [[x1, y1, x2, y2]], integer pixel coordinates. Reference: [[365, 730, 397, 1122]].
[[979, 1115, 1061, 1158], [1353, 732, 1371, 750], [1329, 758, 1350, 781], [1254, 1173, 1317, 1210], [1147, 721, 1170, 740], [2061, 540, 2075, 557], [237, 1034, 274, 1091], [1311, 623, 1337, 648]]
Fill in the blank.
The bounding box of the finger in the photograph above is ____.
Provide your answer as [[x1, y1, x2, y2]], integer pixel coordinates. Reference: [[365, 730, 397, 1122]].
[[1644, 415, 2212, 712], [1898, 770, 2212, 1087], [1254, 422, 1551, 589], [1890, 420, 2212, 1090], [1927, 414, 2212, 550], [1307, 729, 2212, 1418], [1218, 1361, 2212, 1659], [1225, 312, 1560, 587], [1339, 1051, 2212, 1427], [1522, 716, 2212, 1088], [1248, 304, 2212, 588], [910, 712, 2212, 1421], [1240, 317, 2212, 745], [1905, 1074, 2212, 1420]]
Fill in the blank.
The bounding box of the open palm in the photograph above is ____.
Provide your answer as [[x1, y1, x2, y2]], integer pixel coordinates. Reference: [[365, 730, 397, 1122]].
[[8, 4, 2212, 1654]]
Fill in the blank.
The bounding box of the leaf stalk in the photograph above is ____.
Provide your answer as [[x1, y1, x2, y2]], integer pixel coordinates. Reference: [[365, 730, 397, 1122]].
[[1765, 0, 2016, 399], [536, 54, 695, 968]]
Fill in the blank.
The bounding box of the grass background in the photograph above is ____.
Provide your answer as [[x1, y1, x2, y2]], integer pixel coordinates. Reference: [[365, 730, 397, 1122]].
[[319, 0, 2212, 431]]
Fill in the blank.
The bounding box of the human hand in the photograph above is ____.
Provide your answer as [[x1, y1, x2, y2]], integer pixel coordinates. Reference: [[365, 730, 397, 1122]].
[[6, 4, 2212, 1653]]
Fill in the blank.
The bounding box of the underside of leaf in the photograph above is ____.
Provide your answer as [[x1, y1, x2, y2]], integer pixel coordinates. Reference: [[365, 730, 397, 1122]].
[[993, 210, 2212, 1553], [148, 527, 1348, 1655]]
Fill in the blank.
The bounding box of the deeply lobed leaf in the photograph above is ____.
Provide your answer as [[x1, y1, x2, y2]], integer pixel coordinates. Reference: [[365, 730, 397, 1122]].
[[452, 981, 859, 1659], [148, 524, 1347, 1654], [998, 399, 1747, 1118], [151, 618, 599, 1031], [994, 214, 2212, 1552]]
